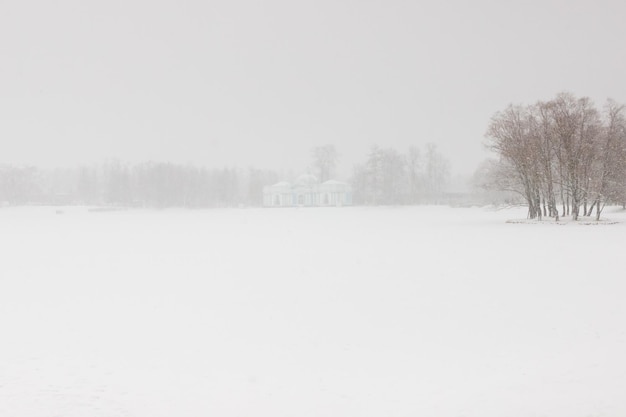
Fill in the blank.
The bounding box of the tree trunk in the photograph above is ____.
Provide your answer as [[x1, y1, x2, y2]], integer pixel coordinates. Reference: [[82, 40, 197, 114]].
[[587, 200, 596, 217], [595, 201, 605, 221], [535, 196, 541, 221]]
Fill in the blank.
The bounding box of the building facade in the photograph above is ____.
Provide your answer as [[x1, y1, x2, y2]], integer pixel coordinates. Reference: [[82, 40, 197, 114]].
[[263, 174, 352, 207]]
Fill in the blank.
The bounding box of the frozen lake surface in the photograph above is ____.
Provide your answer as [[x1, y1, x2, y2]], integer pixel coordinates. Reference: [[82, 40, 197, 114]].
[[1, 206, 625, 417]]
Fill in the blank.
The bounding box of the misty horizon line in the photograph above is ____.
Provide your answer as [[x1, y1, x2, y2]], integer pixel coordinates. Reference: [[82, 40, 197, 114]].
[[1, 142, 472, 179]]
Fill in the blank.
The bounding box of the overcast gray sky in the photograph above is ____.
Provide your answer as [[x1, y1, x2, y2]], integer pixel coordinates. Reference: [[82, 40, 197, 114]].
[[2, 0, 626, 177]]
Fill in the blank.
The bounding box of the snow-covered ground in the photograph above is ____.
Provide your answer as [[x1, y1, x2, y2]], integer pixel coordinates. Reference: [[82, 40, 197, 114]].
[[1, 205, 625, 417]]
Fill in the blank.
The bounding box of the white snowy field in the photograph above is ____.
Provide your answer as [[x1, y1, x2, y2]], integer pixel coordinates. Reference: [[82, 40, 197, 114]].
[[1, 205, 625, 417]]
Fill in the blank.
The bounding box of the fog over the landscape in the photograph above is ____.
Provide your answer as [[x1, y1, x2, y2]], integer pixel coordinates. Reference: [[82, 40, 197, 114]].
[[3, 0, 626, 176], [4, 2, 626, 416]]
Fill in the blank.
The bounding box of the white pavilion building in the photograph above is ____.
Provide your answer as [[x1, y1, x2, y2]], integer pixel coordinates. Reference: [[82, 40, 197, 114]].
[[263, 174, 352, 207]]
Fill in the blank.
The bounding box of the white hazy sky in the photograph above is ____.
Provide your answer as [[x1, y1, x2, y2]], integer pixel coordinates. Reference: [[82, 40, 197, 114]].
[[2, 0, 626, 177]]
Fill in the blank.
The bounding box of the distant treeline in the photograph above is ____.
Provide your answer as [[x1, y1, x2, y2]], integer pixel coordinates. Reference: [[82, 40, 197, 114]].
[[1, 143, 455, 208], [0, 161, 280, 207]]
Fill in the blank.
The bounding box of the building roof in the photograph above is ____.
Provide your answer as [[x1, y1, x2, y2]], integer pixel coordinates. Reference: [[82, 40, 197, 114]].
[[265, 176, 351, 194]]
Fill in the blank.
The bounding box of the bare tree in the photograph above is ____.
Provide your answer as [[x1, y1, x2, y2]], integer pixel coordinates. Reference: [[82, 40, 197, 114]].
[[550, 94, 602, 220], [486, 105, 543, 218], [406, 146, 422, 203], [311, 144, 338, 182], [424, 143, 450, 203], [588, 100, 626, 219]]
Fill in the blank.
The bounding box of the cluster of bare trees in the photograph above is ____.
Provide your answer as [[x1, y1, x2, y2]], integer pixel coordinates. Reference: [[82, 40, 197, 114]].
[[351, 144, 450, 205], [485, 93, 626, 220], [0, 161, 279, 208]]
